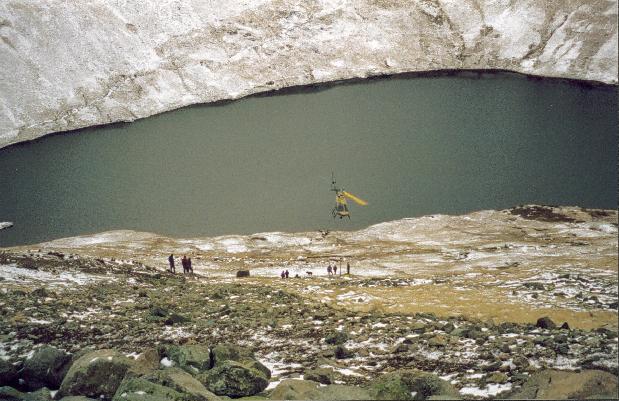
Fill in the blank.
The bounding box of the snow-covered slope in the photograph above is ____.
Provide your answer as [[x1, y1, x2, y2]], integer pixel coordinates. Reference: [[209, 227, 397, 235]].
[[0, 0, 617, 148]]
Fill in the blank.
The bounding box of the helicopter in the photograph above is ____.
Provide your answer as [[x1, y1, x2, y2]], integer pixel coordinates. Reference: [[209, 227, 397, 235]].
[[330, 173, 367, 219]]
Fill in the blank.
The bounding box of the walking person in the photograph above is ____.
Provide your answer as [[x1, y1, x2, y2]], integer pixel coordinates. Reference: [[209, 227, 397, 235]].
[[281, 270, 286, 279], [285, 270, 289, 279], [333, 264, 337, 275], [168, 254, 175, 274], [187, 257, 193, 274], [327, 264, 332, 276]]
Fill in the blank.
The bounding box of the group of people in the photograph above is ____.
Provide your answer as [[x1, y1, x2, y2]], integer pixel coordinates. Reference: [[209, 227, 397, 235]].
[[278, 261, 352, 278], [167, 254, 351, 277], [168, 254, 193, 274], [327, 262, 338, 275]]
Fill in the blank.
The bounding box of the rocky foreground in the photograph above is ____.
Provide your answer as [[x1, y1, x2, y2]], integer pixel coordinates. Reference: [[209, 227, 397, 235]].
[[0, 205, 617, 400], [1, 0, 617, 148]]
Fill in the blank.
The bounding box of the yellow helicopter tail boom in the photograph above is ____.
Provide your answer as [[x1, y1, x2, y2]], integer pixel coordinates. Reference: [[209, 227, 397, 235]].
[[342, 191, 368, 206]]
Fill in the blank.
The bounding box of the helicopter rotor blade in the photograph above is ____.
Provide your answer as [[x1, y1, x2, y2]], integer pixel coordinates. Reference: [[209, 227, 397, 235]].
[[342, 191, 368, 206]]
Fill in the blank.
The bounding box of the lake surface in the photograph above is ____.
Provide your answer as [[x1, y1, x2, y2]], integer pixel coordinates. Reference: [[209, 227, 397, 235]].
[[0, 72, 617, 246]]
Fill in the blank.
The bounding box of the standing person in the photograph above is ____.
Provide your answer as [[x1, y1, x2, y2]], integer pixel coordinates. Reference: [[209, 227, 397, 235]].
[[281, 270, 286, 279], [285, 270, 289, 279], [181, 255, 188, 274], [333, 264, 337, 275], [327, 264, 332, 276], [168, 254, 175, 273]]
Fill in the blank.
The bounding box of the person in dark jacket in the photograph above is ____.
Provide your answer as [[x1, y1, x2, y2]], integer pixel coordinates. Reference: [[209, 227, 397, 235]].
[[181, 255, 188, 274], [168, 254, 175, 273]]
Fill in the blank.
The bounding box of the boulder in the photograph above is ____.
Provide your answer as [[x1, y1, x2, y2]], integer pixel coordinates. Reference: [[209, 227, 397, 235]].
[[486, 372, 508, 384], [303, 367, 334, 385], [410, 322, 427, 334], [367, 372, 413, 400], [512, 356, 529, 369], [325, 331, 349, 345], [242, 360, 271, 380], [314, 384, 373, 400], [164, 313, 190, 326], [428, 335, 447, 347], [210, 344, 270, 379], [399, 370, 459, 400], [236, 271, 250, 278], [134, 349, 162, 372], [166, 345, 212, 375], [0, 386, 25, 401], [536, 317, 556, 330], [449, 328, 467, 337], [0, 386, 53, 401], [508, 369, 618, 399], [30, 288, 55, 298], [210, 344, 254, 367], [21, 345, 72, 390], [269, 380, 372, 400], [57, 349, 134, 400], [482, 361, 502, 372], [23, 387, 53, 401], [465, 330, 486, 340], [596, 324, 618, 338], [145, 368, 221, 401], [150, 306, 170, 318], [112, 377, 186, 401], [441, 323, 455, 334], [199, 360, 269, 398], [334, 345, 354, 359], [269, 379, 320, 400], [0, 359, 18, 386], [393, 344, 409, 353]]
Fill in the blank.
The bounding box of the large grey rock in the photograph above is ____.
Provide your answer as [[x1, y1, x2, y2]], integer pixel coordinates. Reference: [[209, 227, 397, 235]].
[[536, 316, 556, 330], [21, 345, 72, 390], [367, 372, 413, 400], [210, 344, 253, 367], [134, 349, 162, 373], [112, 377, 187, 401], [0, 386, 53, 401], [269, 380, 372, 400], [269, 379, 320, 400], [210, 344, 271, 379], [508, 369, 619, 399], [314, 384, 374, 400], [303, 367, 334, 385], [324, 331, 349, 345], [0, 386, 26, 401], [166, 345, 212, 375], [399, 370, 459, 400], [0, 0, 616, 148], [57, 349, 134, 400], [199, 360, 269, 398], [145, 368, 221, 401]]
